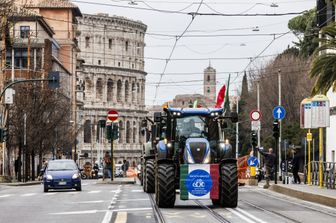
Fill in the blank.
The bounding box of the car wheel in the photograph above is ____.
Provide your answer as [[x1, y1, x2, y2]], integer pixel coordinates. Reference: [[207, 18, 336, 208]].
[[43, 185, 48, 193], [76, 184, 82, 191]]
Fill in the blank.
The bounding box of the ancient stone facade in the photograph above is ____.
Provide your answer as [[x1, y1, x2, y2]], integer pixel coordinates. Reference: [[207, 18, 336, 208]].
[[76, 13, 147, 165], [172, 65, 217, 108]]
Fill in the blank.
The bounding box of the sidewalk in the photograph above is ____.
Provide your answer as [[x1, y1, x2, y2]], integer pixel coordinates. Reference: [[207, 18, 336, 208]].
[[267, 182, 336, 208], [96, 177, 136, 185], [0, 180, 42, 186]]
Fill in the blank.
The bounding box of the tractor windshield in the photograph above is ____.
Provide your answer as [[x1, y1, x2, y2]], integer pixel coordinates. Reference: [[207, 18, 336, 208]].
[[176, 116, 205, 138]]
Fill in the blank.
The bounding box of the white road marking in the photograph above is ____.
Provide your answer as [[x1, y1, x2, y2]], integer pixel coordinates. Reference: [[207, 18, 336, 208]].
[[115, 212, 127, 223], [0, 194, 13, 198], [117, 198, 148, 202], [131, 189, 143, 192], [50, 210, 99, 215], [102, 211, 113, 223], [227, 208, 256, 223], [88, 190, 101, 194], [44, 193, 56, 196], [236, 207, 268, 223], [21, 193, 36, 197], [75, 200, 106, 204], [111, 207, 152, 212]]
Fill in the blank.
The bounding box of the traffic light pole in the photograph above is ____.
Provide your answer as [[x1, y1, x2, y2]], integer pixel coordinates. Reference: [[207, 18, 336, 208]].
[[111, 137, 114, 181], [274, 136, 278, 185]]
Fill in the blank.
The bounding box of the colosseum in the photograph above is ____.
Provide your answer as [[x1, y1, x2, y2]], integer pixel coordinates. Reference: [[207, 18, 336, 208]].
[[76, 13, 147, 166]]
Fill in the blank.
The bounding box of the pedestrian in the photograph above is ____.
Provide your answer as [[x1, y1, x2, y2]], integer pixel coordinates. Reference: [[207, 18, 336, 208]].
[[14, 158, 21, 180], [292, 149, 301, 184], [103, 152, 112, 180], [122, 160, 128, 177], [257, 147, 275, 188]]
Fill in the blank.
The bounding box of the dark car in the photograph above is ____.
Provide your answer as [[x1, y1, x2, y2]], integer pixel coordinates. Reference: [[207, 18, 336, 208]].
[[43, 159, 82, 192]]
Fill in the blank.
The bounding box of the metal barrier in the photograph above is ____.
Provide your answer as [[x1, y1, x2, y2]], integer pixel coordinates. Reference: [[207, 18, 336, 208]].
[[305, 161, 336, 189]]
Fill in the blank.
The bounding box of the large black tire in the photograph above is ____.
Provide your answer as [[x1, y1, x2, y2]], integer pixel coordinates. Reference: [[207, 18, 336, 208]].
[[156, 163, 176, 208], [43, 184, 48, 193], [76, 183, 82, 191], [144, 159, 155, 193], [220, 163, 238, 208]]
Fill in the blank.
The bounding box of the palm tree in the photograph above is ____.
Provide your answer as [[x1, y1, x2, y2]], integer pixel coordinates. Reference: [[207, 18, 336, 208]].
[[309, 22, 336, 95]]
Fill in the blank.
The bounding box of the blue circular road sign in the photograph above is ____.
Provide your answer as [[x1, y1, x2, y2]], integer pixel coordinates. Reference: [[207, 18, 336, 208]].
[[273, 106, 286, 120], [247, 156, 259, 167]]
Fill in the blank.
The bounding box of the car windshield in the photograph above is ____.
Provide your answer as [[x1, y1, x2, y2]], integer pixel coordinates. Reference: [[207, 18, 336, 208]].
[[48, 161, 78, 171], [176, 116, 205, 138]]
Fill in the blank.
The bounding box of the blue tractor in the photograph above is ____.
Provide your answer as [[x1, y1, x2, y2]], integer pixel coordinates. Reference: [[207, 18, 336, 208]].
[[141, 107, 238, 208]]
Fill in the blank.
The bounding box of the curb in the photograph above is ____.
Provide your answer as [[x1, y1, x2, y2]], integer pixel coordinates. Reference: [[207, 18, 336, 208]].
[[0, 181, 42, 186], [269, 184, 336, 208]]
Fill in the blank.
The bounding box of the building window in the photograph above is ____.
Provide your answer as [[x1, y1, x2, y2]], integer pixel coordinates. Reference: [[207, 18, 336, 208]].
[[118, 62, 121, 67], [117, 80, 122, 102], [84, 120, 92, 143], [137, 43, 140, 55], [98, 60, 101, 65], [118, 121, 123, 143], [182, 101, 185, 106], [96, 78, 103, 100], [109, 39, 112, 49], [207, 87, 210, 93], [20, 26, 30, 38], [125, 41, 129, 51], [126, 121, 131, 143], [207, 75, 210, 82], [107, 79, 113, 102], [125, 80, 129, 102], [85, 36, 90, 48]]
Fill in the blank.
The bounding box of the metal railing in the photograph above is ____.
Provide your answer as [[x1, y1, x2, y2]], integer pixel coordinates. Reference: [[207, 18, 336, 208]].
[[304, 161, 336, 189]]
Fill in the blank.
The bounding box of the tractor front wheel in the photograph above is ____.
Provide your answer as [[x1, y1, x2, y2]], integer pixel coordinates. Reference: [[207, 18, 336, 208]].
[[144, 159, 155, 193], [220, 163, 238, 208], [156, 163, 176, 208]]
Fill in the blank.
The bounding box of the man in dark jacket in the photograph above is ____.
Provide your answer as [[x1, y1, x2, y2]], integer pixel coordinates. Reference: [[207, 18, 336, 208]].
[[258, 147, 275, 188], [292, 150, 301, 184]]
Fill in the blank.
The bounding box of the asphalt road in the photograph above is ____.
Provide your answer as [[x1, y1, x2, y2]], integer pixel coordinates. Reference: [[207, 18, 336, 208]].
[[0, 181, 336, 223]]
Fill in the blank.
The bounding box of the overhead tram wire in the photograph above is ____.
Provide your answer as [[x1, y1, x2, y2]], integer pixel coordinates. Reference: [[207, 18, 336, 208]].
[[72, 0, 307, 17], [152, 0, 204, 105]]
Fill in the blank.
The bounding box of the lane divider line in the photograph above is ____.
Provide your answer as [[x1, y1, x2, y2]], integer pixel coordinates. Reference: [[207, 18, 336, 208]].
[[236, 207, 268, 223], [226, 208, 255, 223]]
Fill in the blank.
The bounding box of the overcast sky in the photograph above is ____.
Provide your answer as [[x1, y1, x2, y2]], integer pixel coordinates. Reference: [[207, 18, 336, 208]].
[[71, 0, 315, 106]]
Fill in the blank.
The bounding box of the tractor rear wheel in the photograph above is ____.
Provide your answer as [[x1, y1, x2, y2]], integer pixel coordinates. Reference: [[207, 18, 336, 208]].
[[220, 163, 238, 208], [156, 163, 176, 208], [144, 159, 155, 193]]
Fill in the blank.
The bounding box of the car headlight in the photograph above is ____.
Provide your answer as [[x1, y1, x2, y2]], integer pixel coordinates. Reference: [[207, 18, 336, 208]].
[[46, 174, 53, 180], [72, 173, 80, 179]]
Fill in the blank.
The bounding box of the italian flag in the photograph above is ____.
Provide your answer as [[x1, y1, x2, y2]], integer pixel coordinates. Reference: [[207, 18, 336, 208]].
[[180, 164, 219, 200]]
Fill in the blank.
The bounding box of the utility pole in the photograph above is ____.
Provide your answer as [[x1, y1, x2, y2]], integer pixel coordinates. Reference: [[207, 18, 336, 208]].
[[236, 88, 239, 159], [257, 81, 261, 162], [278, 69, 282, 179], [1, 16, 7, 176]]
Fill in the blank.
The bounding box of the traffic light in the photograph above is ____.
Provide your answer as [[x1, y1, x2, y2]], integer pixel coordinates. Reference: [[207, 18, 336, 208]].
[[273, 120, 279, 138], [112, 123, 119, 140], [0, 128, 8, 142], [48, 71, 60, 89], [106, 124, 112, 140], [251, 131, 257, 147]]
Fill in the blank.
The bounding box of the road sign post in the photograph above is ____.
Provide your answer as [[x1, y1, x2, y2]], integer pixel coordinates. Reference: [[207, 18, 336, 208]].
[[273, 106, 285, 184], [107, 110, 119, 181]]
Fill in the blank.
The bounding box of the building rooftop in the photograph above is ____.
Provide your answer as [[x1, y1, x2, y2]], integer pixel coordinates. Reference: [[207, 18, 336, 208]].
[[27, 0, 82, 16]]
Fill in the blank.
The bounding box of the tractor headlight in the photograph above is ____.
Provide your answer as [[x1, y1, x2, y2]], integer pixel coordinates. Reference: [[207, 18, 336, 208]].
[[203, 151, 211, 164], [186, 149, 194, 164]]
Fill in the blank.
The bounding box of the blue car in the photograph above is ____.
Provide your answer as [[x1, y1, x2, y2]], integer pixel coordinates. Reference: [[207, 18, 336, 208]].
[[43, 159, 82, 192]]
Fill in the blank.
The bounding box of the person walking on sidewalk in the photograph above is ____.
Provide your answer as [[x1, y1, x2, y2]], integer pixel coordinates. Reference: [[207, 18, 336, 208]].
[[103, 152, 112, 180], [292, 149, 301, 184], [257, 147, 275, 188]]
